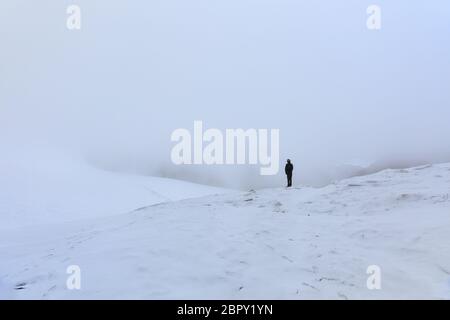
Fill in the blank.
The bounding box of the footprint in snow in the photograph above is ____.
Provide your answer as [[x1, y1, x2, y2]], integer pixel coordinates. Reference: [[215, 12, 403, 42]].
[[14, 282, 27, 290]]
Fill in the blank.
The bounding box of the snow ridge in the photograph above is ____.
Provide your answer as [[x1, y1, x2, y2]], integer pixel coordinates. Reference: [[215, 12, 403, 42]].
[[1, 164, 450, 299]]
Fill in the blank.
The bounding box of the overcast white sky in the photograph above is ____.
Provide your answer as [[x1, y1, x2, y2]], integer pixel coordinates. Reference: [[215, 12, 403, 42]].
[[1, 1, 450, 188]]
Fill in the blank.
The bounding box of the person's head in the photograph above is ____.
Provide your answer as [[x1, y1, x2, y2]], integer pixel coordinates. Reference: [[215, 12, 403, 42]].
[[287, 159, 291, 164]]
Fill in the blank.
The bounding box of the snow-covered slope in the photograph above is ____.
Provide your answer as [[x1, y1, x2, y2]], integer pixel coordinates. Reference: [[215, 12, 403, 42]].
[[1, 163, 450, 299], [0, 147, 227, 228]]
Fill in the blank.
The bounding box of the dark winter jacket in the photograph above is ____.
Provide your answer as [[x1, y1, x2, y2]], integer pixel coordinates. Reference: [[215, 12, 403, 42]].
[[285, 163, 293, 175]]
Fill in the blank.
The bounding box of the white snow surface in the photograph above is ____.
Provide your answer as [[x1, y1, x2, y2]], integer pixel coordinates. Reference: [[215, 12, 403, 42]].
[[0, 147, 227, 228], [1, 160, 450, 299]]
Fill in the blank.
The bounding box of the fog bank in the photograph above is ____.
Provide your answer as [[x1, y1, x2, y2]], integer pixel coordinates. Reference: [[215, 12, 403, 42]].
[[1, 1, 450, 189]]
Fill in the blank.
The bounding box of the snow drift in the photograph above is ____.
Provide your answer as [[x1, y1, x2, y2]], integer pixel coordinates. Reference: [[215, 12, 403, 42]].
[[1, 163, 449, 299]]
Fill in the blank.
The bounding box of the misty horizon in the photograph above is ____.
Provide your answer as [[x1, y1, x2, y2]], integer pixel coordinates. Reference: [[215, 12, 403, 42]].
[[2, 1, 450, 189]]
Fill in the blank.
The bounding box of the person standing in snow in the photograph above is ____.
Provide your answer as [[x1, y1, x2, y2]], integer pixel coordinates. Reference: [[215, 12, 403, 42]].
[[285, 159, 293, 187]]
